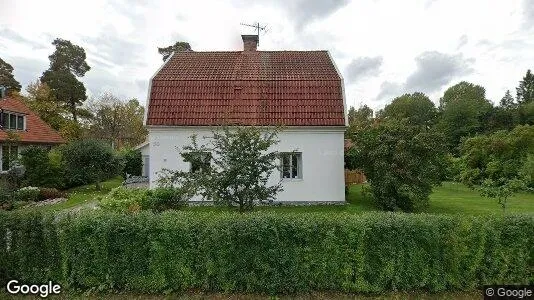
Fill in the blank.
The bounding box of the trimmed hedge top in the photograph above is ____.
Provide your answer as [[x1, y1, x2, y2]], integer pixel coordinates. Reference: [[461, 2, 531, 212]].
[[0, 210, 532, 294]]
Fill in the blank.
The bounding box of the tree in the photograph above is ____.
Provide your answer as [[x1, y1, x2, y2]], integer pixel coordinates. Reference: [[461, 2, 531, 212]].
[[437, 82, 493, 152], [516, 69, 534, 105], [23, 81, 67, 131], [86, 93, 148, 148], [0, 58, 21, 94], [488, 90, 520, 131], [158, 41, 192, 61], [159, 126, 283, 211], [379, 92, 437, 127], [346, 121, 447, 212], [459, 125, 534, 211], [346, 104, 374, 137], [61, 140, 119, 190], [41, 38, 90, 123]]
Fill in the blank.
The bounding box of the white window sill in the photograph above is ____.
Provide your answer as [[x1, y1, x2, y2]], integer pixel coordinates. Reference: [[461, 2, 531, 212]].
[[281, 178, 303, 182]]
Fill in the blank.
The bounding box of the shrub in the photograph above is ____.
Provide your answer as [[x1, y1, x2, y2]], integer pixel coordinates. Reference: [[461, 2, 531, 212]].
[[38, 188, 67, 201], [145, 187, 188, 211], [0, 211, 532, 293], [20, 146, 65, 189], [99, 186, 149, 211], [119, 148, 142, 178], [0, 187, 13, 210], [15, 186, 40, 202], [346, 121, 447, 212], [60, 140, 121, 190]]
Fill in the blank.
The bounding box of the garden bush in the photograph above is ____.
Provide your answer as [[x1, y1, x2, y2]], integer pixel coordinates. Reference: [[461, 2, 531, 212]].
[[20, 146, 65, 189], [0, 211, 532, 294], [60, 140, 122, 189], [99, 186, 187, 212], [14, 186, 40, 202], [118, 148, 143, 178]]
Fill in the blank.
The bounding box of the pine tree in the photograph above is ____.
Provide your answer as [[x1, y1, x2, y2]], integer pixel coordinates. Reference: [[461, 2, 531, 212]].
[[0, 58, 22, 94], [516, 69, 534, 104]]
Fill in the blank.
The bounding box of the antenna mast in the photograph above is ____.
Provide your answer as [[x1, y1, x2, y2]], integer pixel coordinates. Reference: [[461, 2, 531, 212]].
[[240, 22, 268, 45]]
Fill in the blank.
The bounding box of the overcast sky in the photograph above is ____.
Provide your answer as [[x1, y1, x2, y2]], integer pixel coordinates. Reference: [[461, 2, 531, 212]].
[[1, 0, 533, 111]]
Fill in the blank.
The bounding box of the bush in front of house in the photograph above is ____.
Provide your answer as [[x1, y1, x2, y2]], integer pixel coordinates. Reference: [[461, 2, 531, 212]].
[[20, 146, 65, 189], [14, 186, 40, 202], [99, 186, 187, 212], [0, 210, 532, 294], [118, 148, 143, 178], [60, 140, 122, 190]]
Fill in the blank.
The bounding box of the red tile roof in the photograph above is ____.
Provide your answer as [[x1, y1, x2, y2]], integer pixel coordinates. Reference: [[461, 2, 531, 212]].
[[147, 51, 346, 126], [0, 97, 64, 144]]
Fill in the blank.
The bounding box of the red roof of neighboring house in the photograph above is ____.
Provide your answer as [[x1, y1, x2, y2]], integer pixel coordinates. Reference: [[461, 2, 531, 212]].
[[146, 50, 346, 126], [0, 97, 64, 144]]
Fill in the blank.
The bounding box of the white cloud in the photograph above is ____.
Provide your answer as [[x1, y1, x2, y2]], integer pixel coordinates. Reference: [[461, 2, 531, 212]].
[[0, 0, 532, 112]]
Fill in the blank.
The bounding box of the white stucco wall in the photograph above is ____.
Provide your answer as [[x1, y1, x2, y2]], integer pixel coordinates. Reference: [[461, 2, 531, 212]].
[[147, 127, 346, 203]]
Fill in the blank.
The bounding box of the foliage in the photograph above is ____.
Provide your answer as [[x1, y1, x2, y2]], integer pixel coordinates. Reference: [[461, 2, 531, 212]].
[[437, 81, 493, 152], [40, 38, 90, 123], [20, 146, 65, 189], [38, 188, 67, 201], [145, 187, 188, 211], [516, 69, 534, 105], [159, 126, 283, 212], [346, 121, 447, 211], [379, 92, 437, 127], [99, 186, 150, 211], [86, 93, 148, 148], [119, 148, 143, 177], [459, 125, 534, 211], [0, 210, 532, 293], [0, 186, 13, 210], [347, 104, 374, 132], [23, 81, 67, 131], [60, 140, 120, 190], [158, 41, 192, 61], [14, 187, 40, 202], [0, 57, 21, 93], [519, 101, 534, 125], [489, 90, 520, 131]]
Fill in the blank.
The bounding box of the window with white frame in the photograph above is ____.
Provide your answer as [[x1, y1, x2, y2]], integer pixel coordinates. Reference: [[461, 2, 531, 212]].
[[280, 152, 302, 179], [184, 151, 211, 173], [1, 145, 19, 171], [1, 112, 25, 130]]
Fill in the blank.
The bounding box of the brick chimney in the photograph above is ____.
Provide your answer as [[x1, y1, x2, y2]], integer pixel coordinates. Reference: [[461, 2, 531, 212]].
[[242, 35, 258, 51]]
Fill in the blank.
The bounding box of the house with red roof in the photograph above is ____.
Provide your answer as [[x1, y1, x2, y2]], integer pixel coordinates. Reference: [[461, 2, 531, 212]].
[[143, 35, 347, 203], [0, 88, 64, 172]]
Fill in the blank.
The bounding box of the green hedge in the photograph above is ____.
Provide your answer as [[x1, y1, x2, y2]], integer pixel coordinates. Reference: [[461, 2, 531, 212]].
[[0, 211, 532, 294]]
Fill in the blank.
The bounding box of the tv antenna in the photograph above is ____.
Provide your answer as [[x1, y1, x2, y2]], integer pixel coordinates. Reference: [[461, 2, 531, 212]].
[[240, 22, 269, 45]]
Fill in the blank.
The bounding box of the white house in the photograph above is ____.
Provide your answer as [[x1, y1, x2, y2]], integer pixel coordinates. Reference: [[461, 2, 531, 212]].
[[143, 35, 347, 204]]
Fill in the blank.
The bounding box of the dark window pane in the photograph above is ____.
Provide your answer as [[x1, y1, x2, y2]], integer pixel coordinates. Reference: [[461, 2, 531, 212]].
[[2, 146, 9, 171], [1, 113, 7, 127], [9, 114, 16, 129], [282, 154, 290, 178], [17, 116, 23, 130], [291, 154, 298, 178]]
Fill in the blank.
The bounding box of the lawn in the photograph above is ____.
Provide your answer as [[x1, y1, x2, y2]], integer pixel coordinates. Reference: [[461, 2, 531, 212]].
[[32, 176, 123, 212], [184, 182, 534, 215], [25, 179, 534, 215]]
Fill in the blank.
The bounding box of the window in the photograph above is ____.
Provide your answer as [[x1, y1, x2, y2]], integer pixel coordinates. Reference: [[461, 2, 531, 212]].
[[1, 112, 25, 130], [280, 152, 302, 179], [185, 152, 211, 173], [1, 145, 18, 171]]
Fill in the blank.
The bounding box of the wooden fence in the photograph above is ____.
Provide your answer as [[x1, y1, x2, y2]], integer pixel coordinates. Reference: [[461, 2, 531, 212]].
[[345, 170, 366, 185]]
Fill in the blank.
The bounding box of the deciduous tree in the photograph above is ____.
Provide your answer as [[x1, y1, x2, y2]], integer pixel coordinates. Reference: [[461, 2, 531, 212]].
[[159, 126, 283, 211], [379, 92, 437, 127]]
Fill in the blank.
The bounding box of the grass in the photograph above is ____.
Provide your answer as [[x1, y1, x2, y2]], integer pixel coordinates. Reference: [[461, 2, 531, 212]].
[[184, 182, 534, 215], [33, 176, 123, 212], [20, 178, 534, 215]]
